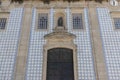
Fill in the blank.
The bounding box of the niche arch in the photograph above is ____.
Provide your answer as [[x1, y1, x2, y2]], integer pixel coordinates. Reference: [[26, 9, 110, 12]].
[[54, 12, 66, 29]]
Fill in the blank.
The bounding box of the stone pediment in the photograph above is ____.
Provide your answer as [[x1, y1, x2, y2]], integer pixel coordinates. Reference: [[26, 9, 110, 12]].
[[44, 29, 76, 42], [44, 27, 76, 51]]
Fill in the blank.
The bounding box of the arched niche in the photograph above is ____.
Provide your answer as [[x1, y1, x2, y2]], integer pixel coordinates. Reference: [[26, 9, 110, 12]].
[[54, 12, 66, 29]]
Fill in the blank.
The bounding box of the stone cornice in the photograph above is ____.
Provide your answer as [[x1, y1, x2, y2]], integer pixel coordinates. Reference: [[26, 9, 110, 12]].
[[44, 29, 76, 40], [10, 0, 108, 4]]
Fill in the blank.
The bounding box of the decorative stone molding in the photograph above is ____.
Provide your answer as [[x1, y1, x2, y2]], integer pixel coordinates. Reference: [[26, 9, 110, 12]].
[[43, 28, 78, 80], [54, 12, 66, 29], [44, 28, 76, 46], [44, 28, 76, 50]]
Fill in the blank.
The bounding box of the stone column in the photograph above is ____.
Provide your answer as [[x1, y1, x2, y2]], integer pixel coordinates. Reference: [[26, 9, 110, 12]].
[[88, 2, 108, 80], [14, 4, 32, 80]]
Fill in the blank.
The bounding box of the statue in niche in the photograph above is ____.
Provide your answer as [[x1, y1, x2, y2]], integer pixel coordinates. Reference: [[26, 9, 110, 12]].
[[58, 17, 63, 26]]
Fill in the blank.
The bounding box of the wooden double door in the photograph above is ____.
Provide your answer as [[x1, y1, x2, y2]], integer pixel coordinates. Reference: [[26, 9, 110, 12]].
[[46, 48, 74, 80]]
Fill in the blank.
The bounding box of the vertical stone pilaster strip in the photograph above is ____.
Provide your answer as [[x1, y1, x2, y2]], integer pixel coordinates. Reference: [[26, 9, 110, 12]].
[[14, 4, 32, 80], [88, 3, 108, 80]]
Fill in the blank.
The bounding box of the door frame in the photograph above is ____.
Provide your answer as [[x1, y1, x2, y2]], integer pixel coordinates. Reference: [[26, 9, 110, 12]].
[[42, 45, 78, 80]]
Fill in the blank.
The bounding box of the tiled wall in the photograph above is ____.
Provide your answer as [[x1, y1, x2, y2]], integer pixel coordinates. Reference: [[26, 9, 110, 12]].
[[0, 8, 23, 80], [26, 8, 96, 80], [67, 8, 96, 80], [97, 8, 120, 80], [25, 8, 49, 80]]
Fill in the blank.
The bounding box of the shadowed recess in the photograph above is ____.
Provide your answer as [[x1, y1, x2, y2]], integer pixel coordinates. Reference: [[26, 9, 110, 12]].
[[11, 0, 108, 4]]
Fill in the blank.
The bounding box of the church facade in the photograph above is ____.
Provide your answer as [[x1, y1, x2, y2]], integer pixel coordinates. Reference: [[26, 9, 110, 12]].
[[0, 0, 120, 80]]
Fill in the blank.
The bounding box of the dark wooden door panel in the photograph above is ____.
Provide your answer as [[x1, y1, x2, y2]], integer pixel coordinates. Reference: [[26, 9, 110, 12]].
[[46, 48, 74, 80]]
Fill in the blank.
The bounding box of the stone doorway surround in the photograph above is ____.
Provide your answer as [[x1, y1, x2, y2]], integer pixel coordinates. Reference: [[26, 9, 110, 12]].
[[42, 28, 78, 80]]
